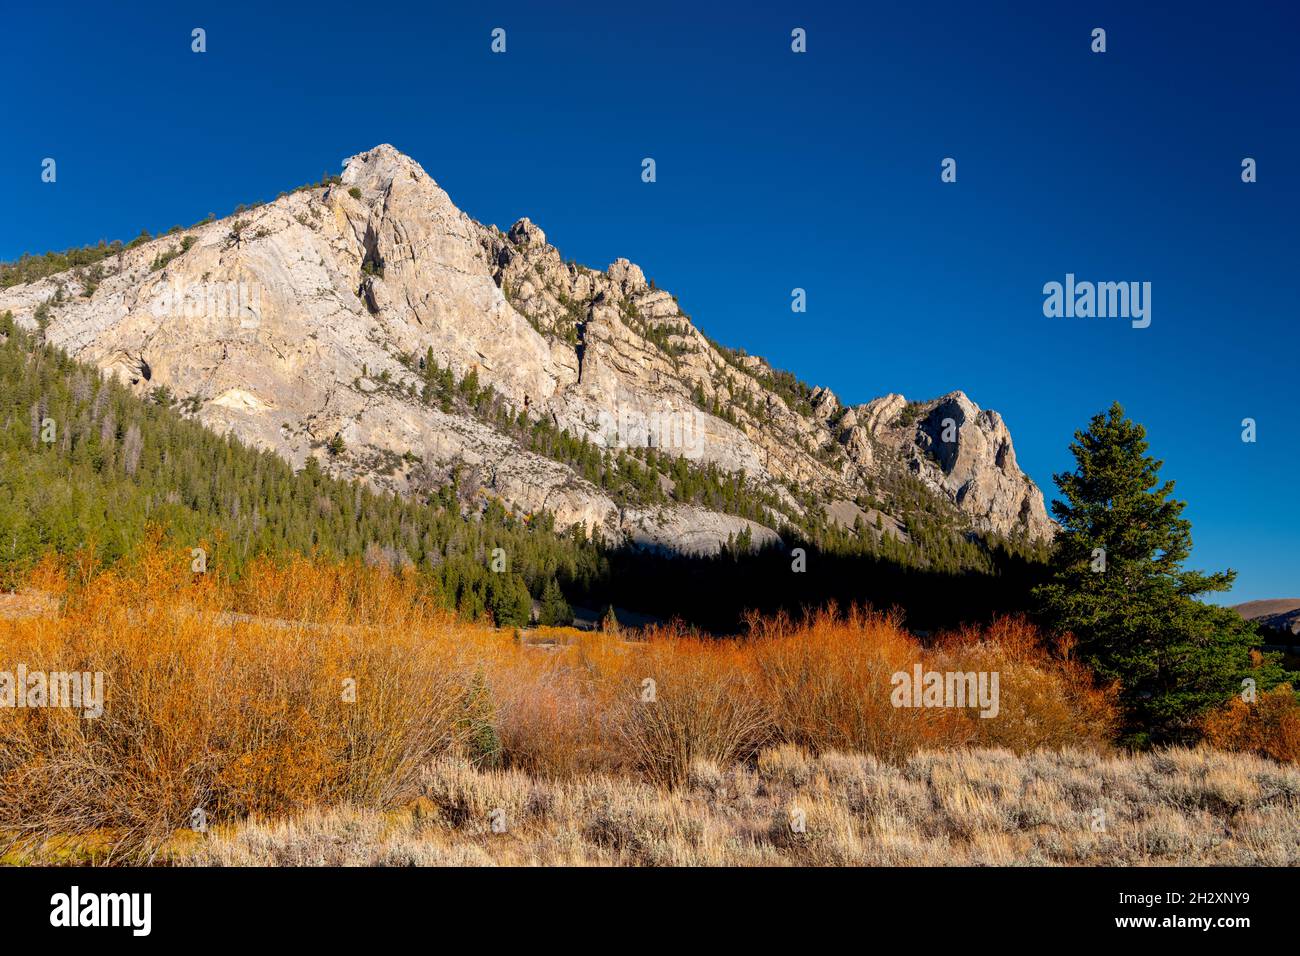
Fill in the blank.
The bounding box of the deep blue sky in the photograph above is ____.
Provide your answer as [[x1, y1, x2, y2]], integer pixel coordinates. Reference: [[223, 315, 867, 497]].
[[2, 1, 1296, 601]]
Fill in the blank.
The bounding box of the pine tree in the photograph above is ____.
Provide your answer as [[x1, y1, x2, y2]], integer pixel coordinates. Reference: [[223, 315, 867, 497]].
[[1034, 403, 1284, 743], [538, 577, 572, 626], [486, 572, 532, 628]]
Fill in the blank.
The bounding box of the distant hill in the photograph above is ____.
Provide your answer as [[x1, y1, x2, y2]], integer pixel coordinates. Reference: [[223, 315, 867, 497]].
[[1234, 599, 1300, 637]]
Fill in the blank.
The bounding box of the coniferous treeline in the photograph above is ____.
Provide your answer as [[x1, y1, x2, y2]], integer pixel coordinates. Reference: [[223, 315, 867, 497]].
[[0, 309, 1048, 631], [0, 312, 603, 626]]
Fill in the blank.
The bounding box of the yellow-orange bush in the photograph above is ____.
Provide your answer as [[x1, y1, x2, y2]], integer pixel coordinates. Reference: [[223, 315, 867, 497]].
[[0, 537, 478, 860], [1203, 684, 1300, 763], [483, 637, 614, 777], [930, 616, 1120, 752], [748, 606, 956, 760], [481, 608, 1118, 785], [745, 606, 1118, 759], [607, 629, 771, 787], [1, 540, 1128, 859]]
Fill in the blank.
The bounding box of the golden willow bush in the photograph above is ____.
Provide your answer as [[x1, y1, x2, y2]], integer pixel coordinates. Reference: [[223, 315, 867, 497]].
[[1202, 683, 1300, 763], [0, 536, 1147, 860], [0, 536, 477, 860]]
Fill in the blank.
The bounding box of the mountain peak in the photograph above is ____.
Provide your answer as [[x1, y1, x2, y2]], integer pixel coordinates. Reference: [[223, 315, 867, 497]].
[[341, 144, 433, 194]]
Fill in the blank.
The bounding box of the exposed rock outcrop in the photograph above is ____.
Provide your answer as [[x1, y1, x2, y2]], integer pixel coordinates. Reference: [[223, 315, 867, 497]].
[[0, 144, 1054, 553]]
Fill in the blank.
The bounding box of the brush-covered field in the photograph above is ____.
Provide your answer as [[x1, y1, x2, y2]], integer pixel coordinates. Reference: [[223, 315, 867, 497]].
[[1, 539, 1296, 865], [172, 746, 1299, 866]]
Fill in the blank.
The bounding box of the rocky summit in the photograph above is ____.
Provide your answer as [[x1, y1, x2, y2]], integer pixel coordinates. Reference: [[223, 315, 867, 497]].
[[0, 145, 1053, 554]]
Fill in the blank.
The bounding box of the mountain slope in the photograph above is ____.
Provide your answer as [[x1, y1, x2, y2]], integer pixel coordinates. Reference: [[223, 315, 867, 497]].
[[0, 313, 606, 623], [0, 144, 1052, 556]]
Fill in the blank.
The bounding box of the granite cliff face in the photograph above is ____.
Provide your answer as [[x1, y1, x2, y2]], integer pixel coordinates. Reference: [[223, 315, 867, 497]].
[[0, 145, 1052, 553]]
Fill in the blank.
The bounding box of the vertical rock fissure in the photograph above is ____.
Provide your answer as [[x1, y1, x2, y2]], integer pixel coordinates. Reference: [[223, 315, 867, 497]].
[[575, 317, 588, 384]]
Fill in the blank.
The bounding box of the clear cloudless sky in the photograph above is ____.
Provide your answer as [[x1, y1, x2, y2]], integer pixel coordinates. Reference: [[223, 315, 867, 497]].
[[1, 1, 1296, 601]]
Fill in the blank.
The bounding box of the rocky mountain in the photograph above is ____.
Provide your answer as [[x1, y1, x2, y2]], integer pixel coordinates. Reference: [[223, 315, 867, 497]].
[[0, 145, 1052, 555]]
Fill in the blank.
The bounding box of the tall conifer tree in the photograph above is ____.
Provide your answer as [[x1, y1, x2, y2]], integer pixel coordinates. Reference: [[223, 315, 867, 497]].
[[1035, 403, 1284, 743]]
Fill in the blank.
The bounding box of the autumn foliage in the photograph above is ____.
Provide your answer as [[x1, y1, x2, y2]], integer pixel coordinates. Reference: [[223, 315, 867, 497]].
[[1202, 683, 1300, 763], [0, 535, 1164, 861]]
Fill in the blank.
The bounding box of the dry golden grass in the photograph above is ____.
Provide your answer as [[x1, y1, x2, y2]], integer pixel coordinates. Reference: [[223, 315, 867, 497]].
[[0, 537, 1292, 865], [170, 745, 1300, 866]]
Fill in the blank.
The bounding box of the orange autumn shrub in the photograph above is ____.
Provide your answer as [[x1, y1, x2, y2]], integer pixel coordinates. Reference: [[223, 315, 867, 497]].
[[484, 626, 772, 784], [605, 628, 771, 787], [1203, 684, 1300, 763], [748, 605, 964, 760], [931, 616, 1120, 752], [481, 635, 620, 777], [0, 537, 477, 861], [747, 607, 1118, 759]]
